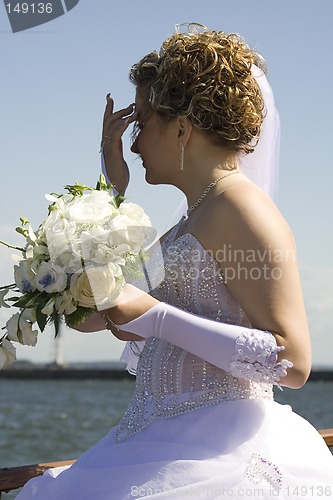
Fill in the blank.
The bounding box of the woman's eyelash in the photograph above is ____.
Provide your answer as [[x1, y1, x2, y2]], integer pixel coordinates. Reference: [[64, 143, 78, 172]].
[[131, 122, 142, 144]]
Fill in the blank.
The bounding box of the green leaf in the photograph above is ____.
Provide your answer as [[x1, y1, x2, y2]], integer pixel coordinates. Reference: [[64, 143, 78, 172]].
[[122, 250, 149, 282], [17, 328, 23, 344], [53, 311, 62, 338], [15, 226, 29, 238], [65, 306, 94, 329], [36, 304, 48, 332], [13, 295, 34, 308], [48, 203, 57, 214], [20, 217, 30, 226], [114, 193, 126, 207], [13, 291, 44, 309], [64, 183, 93, 197], [6, 296, 21, 302], [96, 173, 105, 191]]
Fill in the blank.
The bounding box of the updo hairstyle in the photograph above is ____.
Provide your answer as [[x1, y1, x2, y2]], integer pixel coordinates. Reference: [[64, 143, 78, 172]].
[[130, 27, 266, 154]]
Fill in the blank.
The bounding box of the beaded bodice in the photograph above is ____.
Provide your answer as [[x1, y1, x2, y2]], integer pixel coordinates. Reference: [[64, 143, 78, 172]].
[[116, 222, 273, 443]]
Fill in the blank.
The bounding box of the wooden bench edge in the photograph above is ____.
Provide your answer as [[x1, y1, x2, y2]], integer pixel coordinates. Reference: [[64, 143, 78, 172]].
[[0, 460, 76, 493]]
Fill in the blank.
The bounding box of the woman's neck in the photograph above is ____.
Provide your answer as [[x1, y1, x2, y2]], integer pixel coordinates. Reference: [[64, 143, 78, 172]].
[[179, 153, 239, 208]]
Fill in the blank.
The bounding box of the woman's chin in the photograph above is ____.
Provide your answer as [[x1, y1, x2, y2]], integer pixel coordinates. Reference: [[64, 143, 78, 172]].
[[144, 170, 158, 185]]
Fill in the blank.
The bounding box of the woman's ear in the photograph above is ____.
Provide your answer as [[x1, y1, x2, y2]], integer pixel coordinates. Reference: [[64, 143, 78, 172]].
[[177, 116, 192, 147]]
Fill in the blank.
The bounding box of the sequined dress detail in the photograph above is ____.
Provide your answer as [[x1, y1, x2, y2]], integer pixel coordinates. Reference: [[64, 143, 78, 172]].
[[116, 224, 273, 443]]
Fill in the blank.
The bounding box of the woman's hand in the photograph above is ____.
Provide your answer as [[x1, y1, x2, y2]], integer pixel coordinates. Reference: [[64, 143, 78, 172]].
[[98, 284, 160, 341], [105, 284, 159, 324], [101, 95, 137, 194], [73, 285, 158, 341]]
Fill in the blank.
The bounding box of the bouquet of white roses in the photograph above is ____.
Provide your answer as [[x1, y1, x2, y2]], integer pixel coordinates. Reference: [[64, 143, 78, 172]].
[[0, 174, 154, 369]]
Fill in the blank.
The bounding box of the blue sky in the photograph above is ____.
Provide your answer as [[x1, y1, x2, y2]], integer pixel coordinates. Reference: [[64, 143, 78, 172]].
[[0, 0, 332, 367]]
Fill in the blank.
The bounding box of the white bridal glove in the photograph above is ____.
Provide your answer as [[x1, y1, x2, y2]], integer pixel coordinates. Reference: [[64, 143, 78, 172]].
[[114, 302, 293, 387]]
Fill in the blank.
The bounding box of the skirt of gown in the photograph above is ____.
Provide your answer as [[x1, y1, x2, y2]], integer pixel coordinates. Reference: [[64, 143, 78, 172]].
[[16, 398, 333, 499]]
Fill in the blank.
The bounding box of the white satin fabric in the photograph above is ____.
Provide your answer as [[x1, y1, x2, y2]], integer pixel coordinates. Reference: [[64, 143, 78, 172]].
[[17, 400, 333, 499]]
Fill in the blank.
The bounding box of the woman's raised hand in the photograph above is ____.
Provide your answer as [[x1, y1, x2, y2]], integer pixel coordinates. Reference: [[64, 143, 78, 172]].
[[101, 95, 137, 194]]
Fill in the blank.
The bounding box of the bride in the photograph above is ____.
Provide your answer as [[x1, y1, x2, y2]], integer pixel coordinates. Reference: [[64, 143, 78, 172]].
[[17, 24, 333, 499]]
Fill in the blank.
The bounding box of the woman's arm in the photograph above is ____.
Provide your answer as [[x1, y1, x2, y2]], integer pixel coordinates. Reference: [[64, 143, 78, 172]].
[[73, 309, 143, 341], [100, 182, 311, 389], [195, 180, 312, 388], [101, 284, 293, 389]]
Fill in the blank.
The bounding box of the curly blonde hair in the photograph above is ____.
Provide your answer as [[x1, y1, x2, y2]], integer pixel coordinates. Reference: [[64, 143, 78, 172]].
[[130, 27, 266, 154]]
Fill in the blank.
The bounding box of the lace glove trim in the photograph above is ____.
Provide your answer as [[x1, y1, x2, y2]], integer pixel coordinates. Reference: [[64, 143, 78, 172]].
[[229, 330, 293, 389]]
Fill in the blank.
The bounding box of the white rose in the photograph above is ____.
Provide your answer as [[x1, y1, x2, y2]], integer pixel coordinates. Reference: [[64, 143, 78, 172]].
[[109, 203, 154, 252], [107, 216, 146, 253], [77, 226, 108, 262], [35, 261, 67, 294], [5, 313, 38, 346], [119, 202, 153, 233], [67, 191, 116, 223], [14, 259, 37, 293], [57, 252, 83, 273], [107, 215, 138, 247], [118, 202, 150, 222], [45, 217, 77, 267], [0, 339, 16, 369], [77, 228, 127, 267], [70, 265, 124, 309], [93, 243, 127, 266]]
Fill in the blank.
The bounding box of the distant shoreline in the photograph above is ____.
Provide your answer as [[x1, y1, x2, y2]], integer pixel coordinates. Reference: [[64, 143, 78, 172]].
[[1, 365, 333, 381]]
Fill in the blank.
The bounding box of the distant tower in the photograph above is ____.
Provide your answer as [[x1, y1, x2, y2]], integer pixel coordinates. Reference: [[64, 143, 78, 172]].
[[54, 326, 65, 367]]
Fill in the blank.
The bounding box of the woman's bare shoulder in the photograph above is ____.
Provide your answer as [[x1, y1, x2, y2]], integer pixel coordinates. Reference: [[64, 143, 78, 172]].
[[209, 178, 291, 236], [197, 177, 294, 253]]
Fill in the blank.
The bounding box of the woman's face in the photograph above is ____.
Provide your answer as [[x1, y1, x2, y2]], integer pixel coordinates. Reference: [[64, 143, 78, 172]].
[[131, 91, 179, 185]]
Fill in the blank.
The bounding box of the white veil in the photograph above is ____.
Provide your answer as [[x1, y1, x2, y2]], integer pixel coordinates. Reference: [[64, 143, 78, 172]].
[[239, 65, 280, 201], [167, 65, 280, 226]]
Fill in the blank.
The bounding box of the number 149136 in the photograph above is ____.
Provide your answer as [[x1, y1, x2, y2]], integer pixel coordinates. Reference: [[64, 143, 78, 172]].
[[6, 3, 53, 14]]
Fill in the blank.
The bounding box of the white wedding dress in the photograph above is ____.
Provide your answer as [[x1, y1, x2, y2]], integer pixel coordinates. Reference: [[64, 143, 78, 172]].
[[17, 221, 333, 499]]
